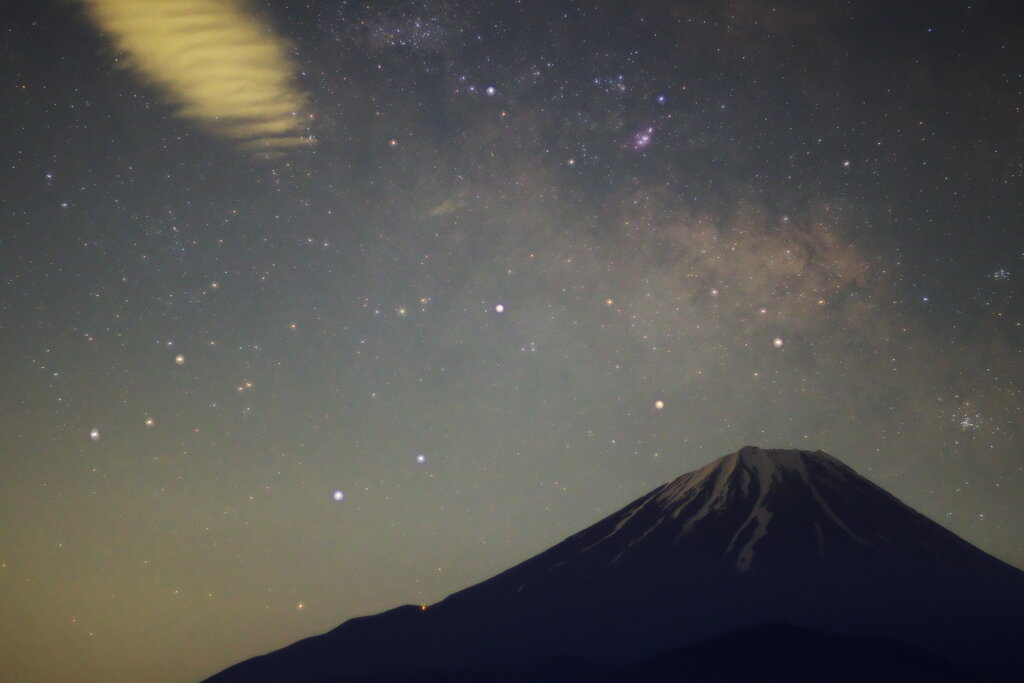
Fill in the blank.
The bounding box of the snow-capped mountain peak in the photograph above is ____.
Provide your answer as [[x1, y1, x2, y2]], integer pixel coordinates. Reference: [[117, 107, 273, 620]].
[[571, 446, 879, 572], [206, 447, 1024, 683], [654, 446, 852, 512]]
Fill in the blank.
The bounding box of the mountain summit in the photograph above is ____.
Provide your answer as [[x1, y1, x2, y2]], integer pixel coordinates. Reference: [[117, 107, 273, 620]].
[[577, 446, 986, 574], [206, 447, 1024, 682]]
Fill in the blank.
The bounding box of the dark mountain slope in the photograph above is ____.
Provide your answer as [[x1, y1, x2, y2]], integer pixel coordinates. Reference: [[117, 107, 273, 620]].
[[596, 623, 997, 683], [206, 447, 1024, 682]]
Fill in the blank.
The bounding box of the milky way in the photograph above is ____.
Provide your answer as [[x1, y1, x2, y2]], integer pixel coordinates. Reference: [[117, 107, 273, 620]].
[[1, 1, 1022, 681]]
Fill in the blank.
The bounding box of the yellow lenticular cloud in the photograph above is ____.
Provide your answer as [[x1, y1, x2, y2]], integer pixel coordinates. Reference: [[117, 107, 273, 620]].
[[80, 0, 313, 154]]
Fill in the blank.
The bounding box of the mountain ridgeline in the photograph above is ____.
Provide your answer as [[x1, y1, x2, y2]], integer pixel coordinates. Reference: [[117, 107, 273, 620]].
[[206, 447, 1024, 682]]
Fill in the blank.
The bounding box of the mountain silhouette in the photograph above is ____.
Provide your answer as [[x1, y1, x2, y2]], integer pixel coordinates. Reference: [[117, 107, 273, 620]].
[[593, 623, 998, 683], [205, 447, 1024, 682]]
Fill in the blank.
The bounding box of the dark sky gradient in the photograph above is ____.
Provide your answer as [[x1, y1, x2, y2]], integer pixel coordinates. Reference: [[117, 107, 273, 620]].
[[2, 1, 1022, 681]]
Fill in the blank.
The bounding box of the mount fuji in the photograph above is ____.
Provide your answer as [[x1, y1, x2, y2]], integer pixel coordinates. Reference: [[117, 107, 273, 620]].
[[205, 447, 1024, 682]]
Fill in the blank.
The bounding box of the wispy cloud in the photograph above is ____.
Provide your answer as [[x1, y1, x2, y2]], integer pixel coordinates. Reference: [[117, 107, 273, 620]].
[[429, 198, 464, 217], [80, 0, 314, 154]]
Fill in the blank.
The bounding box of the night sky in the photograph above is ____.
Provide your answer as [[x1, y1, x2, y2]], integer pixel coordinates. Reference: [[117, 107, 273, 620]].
[[2, 1, 1023, 681]]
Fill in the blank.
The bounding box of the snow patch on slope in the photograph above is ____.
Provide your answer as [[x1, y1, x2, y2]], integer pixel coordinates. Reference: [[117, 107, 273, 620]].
[[731, 507, 775, 572], [655, 451, 744, 534], [574, 447, 882, 571], [810, 485, 877, 550], [612, 518, 666, 563], [737, 447, 879, 555], [578, 498, 654, 554], [724, 451, 778, 571]]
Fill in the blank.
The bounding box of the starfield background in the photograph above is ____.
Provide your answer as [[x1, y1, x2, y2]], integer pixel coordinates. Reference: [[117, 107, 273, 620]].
[[1, 2, 1022, 681]]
